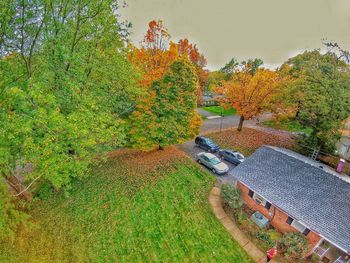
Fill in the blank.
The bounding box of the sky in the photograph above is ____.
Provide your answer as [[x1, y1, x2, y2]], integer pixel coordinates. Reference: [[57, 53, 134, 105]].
[[121, 0, 350, 71]]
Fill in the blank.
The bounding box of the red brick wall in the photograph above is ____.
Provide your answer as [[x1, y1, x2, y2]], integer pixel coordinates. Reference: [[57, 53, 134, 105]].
[[237, 181, 321, 249]]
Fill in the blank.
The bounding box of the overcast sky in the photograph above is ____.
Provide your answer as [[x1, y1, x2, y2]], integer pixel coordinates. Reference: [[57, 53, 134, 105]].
[[121, 0, 350, 70]]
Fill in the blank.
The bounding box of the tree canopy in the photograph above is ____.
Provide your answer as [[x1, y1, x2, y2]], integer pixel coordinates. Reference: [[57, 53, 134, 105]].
[[0, 0, 139, 238], [215, 60, 286, 131], [281, 50, 350, 152]]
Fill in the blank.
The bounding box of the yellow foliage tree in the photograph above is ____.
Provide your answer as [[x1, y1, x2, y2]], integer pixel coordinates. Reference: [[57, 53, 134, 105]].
[[216, 66, 287, 131]]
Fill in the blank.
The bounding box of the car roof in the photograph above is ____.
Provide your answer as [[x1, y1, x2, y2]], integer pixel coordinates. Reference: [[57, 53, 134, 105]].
[[198, 136, 211, 140], [202, 152, 217, 159], [222, 149, 238, 154]]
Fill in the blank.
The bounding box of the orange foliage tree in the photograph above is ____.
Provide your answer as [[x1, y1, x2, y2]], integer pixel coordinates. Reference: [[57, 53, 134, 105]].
[[142, 20, 170, 52], [127, 21, 202, 149], [216, 64, 287, 131], [177, 38, 208, 104]]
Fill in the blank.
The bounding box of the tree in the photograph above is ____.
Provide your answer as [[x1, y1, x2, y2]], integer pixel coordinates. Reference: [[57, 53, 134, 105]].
[[0, 0, 139, 236], [177, 38, 208, 103], [216, 61, 286, 131], [177, 38, 206, 68], [141, 20, 170, 52], [127, 23, 204, 149], [128, 57, 201, 150], [220, 58, 238, 80], [220, 58, 263, 80], [282, 50, 350, 153]]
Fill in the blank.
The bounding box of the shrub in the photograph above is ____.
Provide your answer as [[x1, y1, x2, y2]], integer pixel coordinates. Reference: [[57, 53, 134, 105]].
[[35, 183, 54, 200], [256, 231, 275, 247], [221, 184, 243, 210], [236, 209, 248, 225], [278, 232, 308, 260]]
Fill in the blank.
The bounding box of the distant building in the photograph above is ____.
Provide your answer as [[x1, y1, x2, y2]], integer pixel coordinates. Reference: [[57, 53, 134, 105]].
[[231, 146, 350, 262]]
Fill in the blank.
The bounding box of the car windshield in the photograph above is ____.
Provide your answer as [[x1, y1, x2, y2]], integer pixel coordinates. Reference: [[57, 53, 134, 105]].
[[236, 154, 245, 160], [210, 157, 221, 165]]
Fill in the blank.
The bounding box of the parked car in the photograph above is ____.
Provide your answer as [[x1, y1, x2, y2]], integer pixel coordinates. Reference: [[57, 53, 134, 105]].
[[195, 136, 220, 152], [218, 149, 245, 165], [197, 152, 229, 174]]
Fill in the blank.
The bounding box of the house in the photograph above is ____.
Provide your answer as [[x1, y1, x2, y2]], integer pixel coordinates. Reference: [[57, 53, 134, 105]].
[[230, 146, 350, 263]]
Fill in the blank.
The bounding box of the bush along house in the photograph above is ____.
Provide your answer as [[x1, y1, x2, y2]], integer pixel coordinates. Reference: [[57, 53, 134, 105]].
[[231, 146, 350, 263]]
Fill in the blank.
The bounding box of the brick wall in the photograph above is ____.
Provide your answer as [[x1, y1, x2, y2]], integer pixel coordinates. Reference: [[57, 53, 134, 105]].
[[237, 181, 321, 249]]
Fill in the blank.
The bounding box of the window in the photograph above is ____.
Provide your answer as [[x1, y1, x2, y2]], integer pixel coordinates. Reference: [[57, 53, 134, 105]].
[[253, 193, 267, 206], [291, 220, 306, 233], [289, 218, 310, 235], [248, 189, 254, 197]]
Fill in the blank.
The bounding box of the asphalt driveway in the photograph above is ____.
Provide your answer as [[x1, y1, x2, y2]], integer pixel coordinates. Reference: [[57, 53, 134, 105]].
[[177, 110, 272, 183], [177, 140, 238, 183]]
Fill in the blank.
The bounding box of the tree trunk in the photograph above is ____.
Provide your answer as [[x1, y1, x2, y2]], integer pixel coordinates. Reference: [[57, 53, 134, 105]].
[[4, 175, 33, 201], [238, 115, 245, 131], [158, 145, 164, 150]]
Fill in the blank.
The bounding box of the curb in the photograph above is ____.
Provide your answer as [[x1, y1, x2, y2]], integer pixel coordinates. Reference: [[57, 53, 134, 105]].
[[208, 187, 279, 263]]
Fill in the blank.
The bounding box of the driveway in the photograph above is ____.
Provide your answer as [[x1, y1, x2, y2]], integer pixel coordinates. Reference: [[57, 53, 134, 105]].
[[177, 140, 238, 183], [177, 110, 272, 183]]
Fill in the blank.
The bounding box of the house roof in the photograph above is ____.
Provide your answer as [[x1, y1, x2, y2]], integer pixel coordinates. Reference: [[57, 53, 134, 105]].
[[231, 146, 350, 253]]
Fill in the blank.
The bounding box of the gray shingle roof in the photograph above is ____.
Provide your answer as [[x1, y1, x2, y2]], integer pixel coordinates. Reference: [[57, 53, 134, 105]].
[[231, 146, 350, 253]]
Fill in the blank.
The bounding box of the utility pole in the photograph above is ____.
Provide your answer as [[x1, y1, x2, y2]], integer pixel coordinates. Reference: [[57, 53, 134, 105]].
[[220, 106, 223, 132]]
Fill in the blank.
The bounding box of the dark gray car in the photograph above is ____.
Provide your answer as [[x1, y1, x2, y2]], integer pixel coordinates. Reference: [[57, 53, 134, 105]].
[[218, 149, 245, 165]]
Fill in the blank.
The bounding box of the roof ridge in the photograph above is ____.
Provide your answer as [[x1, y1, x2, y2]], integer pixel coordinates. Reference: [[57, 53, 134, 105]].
[[265, 145, 350, 184]]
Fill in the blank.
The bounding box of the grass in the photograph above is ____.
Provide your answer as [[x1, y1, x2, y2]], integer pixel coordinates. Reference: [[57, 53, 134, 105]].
[[262, 118, 313, 135], [201, 106, 237, 116], [0, 148, 252, 263]]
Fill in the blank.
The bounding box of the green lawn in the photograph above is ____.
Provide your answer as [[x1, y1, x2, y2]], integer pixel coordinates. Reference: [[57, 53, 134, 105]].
[[0, 149, 252, 263], [201, 106, 237, 116], [262, 118, 313, 135]]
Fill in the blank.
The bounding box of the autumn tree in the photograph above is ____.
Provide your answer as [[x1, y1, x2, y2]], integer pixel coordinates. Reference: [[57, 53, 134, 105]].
[[216, 61, 286, 131], [141, 20, 170, 52], [177, 38, 208, 102], [127, 22, 203, 149]]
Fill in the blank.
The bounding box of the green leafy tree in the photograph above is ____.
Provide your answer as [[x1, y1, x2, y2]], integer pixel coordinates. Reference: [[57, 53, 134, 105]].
[[0, 0, 139, 237], [128, 57, 201, 150], [283, 51, 350, 153]]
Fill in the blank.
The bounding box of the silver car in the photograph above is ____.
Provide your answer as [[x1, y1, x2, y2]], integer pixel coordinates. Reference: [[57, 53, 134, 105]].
[[197, 152, 229, 174]]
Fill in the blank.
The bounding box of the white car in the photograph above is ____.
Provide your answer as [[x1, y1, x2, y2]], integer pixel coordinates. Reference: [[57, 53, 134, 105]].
[[197, 152, 229, 175]]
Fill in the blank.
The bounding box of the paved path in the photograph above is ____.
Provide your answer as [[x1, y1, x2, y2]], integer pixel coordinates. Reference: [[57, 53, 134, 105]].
[[198, 112, 272, 134], [196, 108, 216, 118], [208, 187, 279, 263]]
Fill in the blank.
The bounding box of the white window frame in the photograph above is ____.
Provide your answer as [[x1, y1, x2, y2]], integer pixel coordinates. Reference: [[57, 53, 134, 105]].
[[291, 219, 307, 233], [253, 193, 267, 206]]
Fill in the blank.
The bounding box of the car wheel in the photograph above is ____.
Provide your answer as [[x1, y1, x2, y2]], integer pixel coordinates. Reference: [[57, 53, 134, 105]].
[[212, 168, 216, 174], [221, 155, 225, 160], [197, 159, 201, 164]]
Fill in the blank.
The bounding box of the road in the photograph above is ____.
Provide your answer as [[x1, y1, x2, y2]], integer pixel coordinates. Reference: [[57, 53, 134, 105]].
[[177, 111, 272, 183]]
